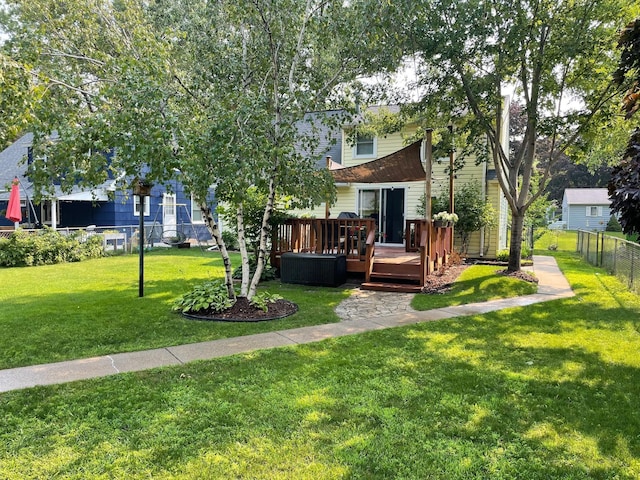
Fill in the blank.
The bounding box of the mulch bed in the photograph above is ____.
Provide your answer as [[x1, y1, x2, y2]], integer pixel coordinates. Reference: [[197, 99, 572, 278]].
[[182, 297, 298, 322], [421, 264, 470, 294]]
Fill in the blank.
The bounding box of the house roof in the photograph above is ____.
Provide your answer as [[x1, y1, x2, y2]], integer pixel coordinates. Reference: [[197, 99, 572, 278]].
[[564, 188, 611, 205], [331, 140, 425, 183], [0, 133, 111, 202], [297, 110, 344, 169]]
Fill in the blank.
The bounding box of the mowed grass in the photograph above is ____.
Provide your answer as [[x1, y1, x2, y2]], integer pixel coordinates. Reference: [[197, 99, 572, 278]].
[[0, 249, 351, 369], [1, 249, 639, 478], [1, 248, 539, 370], [411, 264, 537, 311]]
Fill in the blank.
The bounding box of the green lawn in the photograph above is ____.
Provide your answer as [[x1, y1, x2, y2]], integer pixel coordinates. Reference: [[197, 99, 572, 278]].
[[0, 249, 350, 369], [1, 246, 640, 477], [0, 248, 537, 370], [535, 229, 578, 252], [411, 264, 537, 311]]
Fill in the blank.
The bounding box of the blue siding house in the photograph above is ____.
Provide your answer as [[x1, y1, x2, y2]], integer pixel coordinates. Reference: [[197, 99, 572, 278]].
[[0, 133, 215, 242], [561, 188, 612, 232]]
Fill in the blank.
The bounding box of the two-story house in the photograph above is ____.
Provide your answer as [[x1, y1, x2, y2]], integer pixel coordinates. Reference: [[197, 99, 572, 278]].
[[298, 107, 509, 259]]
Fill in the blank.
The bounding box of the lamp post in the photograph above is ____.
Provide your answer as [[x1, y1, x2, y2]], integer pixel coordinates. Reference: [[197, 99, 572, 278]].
[[133, 178, 152, 297]]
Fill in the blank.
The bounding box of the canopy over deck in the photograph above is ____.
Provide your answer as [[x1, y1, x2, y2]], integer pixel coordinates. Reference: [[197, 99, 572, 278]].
[[331, 141, 425, 184]]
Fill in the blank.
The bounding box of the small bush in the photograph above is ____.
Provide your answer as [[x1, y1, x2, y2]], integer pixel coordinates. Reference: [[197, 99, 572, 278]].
[[232, 256, 277, 281], [0, 228, 104, 267], [605, 216, 623, 232], [496, 249, 510, 262], [172, 280, 235, 314], [250, 291, 283, 312], [496, 246, 531, 261], [221, 230, 239, 251]]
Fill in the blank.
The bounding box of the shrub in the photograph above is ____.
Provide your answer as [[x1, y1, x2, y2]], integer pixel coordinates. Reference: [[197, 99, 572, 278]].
[[605, 216, 623, 232], [0, 228, 104, 267], [496, 245, 531, 262], [496, 249, 510, 262], [172, 280, 235, 314], [221, 230, 239, 251], [232, 256, 277, 281], [250, 291, 283, 312]]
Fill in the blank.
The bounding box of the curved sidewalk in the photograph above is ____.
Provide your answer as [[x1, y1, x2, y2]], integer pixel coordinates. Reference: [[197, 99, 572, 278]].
[[0, 256, 573, 393]]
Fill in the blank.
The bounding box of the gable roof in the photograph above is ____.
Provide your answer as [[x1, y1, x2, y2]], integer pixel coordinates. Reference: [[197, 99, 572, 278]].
[[564, 188, 611, 206], [0, 133, 111, 202], [331, 140, 425, 183]]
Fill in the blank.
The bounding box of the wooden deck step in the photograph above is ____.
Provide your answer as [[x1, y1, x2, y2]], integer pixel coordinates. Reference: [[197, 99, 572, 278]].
[[371, 262, 420, 274], [361, 282, 423, 293], [369, 271, 421, 282]]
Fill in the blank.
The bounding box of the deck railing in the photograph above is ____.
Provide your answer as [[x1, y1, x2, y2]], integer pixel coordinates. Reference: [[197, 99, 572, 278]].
[[272, 218, 452, 282], [271, 218, 376, 262], [406, 219, 453, 283]]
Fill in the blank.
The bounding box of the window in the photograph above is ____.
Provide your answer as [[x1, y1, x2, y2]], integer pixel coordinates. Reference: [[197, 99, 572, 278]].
[[354, 134, 376, 158], [358, 189, 380, 218], [586, 206, 602, 217], [191, 195, 204, 223], [134, 196, 150, 216]]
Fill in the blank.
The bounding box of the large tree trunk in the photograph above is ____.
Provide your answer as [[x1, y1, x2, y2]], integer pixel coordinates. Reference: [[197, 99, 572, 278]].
[[508, 210, 526, 272], [200, 202, 236, 300], [247, 177, 276, 300], [236, 203, 251, 297]]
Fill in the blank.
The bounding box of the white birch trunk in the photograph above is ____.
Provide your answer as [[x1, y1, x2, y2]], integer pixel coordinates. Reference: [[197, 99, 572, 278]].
[[236, 203, 251, 297], [199, 201, 236, 300], [247, 177, 276, 300]]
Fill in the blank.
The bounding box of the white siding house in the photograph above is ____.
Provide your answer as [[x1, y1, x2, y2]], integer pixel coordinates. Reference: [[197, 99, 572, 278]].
[[562, 188, 612, 231]]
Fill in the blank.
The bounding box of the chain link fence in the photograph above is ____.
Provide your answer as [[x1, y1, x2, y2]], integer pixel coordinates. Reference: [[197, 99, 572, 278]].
[[576, 230, 640, 294]]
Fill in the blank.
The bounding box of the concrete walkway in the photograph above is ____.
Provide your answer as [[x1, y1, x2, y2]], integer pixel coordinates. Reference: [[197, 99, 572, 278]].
[[0, 256, 573, 393]]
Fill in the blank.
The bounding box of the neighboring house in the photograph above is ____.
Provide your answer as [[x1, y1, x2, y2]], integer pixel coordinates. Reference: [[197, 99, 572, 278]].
[[296, 106, 510, 259], [561, 188, 612, 231], [0, 133, 215, 242]]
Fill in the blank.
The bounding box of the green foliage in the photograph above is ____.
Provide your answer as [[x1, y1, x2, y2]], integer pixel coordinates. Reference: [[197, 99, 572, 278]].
[[249, 291, 284, 312], [496, 249, 510, 262], [409, 0, 634, 269], [172, 280, 235, 314], [609, 128, 640, 240], [0, 228, 103, 267], [606, 215, 623, 232], [497, 245, 531, 262], [218, 187, 294, 255], [420, 181, 496, 252], [232, 256, 277, 282], [221, 230, 239, 251]]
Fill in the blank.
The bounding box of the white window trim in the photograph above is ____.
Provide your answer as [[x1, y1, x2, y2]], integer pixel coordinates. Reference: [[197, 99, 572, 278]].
[[191, 194, 205, 224], [134, 196, 150, 217], [353, 135, 377, 159], [585, 206, 603, 217]]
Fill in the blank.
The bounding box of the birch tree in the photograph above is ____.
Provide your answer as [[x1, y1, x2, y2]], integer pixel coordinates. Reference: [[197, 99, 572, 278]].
[[2, 0, 400, 300]]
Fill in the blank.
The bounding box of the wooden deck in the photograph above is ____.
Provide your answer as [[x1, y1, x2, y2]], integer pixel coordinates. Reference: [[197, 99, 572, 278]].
[[271, 219, 453, 292]]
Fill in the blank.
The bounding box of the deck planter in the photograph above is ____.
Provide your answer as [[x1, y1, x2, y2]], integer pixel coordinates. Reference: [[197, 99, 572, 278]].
[[280, 253, 347, 287]]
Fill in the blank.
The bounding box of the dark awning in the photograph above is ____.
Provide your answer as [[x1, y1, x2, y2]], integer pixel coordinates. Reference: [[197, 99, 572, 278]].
[[331, 140, 425, 184]]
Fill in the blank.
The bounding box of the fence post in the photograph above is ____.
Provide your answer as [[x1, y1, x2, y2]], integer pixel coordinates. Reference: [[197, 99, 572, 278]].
[[631, 246, 635, 290]]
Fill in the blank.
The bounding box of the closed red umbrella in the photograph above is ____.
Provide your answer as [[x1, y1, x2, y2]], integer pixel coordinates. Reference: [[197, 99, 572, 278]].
[[6, 177, 22, 224]]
